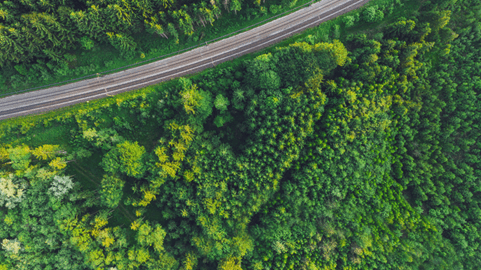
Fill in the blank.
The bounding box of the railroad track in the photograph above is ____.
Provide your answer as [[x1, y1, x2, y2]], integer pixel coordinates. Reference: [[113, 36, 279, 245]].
[[0, 0, 369, 120]]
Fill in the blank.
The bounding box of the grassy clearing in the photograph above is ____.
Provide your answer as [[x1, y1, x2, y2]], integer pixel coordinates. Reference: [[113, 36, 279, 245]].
[[68, 161, 102, 190], [0, 82, 160, 143], [67, 155, 139, 239], [2, 120, 74, 150]]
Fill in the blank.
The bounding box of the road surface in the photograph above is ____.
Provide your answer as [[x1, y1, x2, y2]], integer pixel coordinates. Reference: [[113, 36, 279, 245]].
[[0, 0, 369, 120]]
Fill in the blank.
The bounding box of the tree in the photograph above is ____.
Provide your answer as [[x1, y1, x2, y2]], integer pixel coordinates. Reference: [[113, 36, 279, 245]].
[[343, 15, 356, 27], [106, 32, 137, 58], [269, 5, 281, 15], [102, 141, 146, 178], [230, 0, 242, 15], [384, 19, 416, 39], [258, 70, 281, 91], [167, 23, 179, 44], [214, 112, 234, 127], [100, 175, 125, 208], [0, 154, 88, 270], [426, 10, 451, 31], [32, 145, 61, 160], [0, 174, 25, 209], [179, 77, 213, 119], [49, 175, 75, 199], [362, 5, 383, 23], [214, 94, 230, 113], [7, 145, 31, 171], [245, 53, 276, 83]]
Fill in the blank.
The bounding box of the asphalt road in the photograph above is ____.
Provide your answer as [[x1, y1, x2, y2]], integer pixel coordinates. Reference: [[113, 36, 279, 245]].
[[0, 0, 369, 121]]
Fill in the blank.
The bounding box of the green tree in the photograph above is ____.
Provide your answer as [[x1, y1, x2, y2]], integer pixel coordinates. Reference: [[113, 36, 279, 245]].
[[100, 174, 125, 208], [343, 15, 356, 27], [7, 145, 31, 171], [214, 112, 234, 127], [259, 70, 281, 91], [102, 141, 146, 178], [230, 0, 242, 15], [362, 5, 383, 23], [214, 94, 230, 113]]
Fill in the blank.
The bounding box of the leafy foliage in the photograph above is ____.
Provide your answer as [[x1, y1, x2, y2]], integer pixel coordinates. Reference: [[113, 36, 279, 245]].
[[102, 140, 146, 178], [1, 0, 481, 269], [100, 175, 125, 208], [49, 175, 75, 199]]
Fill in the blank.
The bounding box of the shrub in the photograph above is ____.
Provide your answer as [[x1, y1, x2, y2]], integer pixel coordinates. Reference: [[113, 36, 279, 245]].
[[332, 24, 341, 39], [14, 65, 28, 76]]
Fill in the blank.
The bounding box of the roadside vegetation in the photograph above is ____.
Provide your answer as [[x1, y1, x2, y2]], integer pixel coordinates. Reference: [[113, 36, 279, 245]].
[[1, 0, 480, 269], [0, 0, 314, 96], [1, 0, 396, 96]]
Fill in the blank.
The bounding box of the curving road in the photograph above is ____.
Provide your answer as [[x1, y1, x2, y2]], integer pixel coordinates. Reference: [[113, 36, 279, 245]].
[[0, 0, 369, 120]]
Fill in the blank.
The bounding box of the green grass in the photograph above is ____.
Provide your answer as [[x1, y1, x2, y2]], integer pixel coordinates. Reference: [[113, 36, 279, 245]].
[[1, 120, 73, 150], [68, 159, 102, 190]]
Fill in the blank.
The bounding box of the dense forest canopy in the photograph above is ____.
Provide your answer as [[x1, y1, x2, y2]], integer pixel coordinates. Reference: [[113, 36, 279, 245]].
[[0, 0, 297, 67], [1, 0, 481, 269]]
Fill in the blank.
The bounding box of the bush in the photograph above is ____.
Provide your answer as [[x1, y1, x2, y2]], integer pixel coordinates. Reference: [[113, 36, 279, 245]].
[[375, 10, 384, 22], [305, 34, 316, 45], [104, 60, 114, 68], [0, 74, 6, 85], [14, 65, 28, 76]]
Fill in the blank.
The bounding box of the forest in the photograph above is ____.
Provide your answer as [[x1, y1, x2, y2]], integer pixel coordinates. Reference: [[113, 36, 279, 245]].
[[0, 0, 306, 95], [1, 0, 481, 269]]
